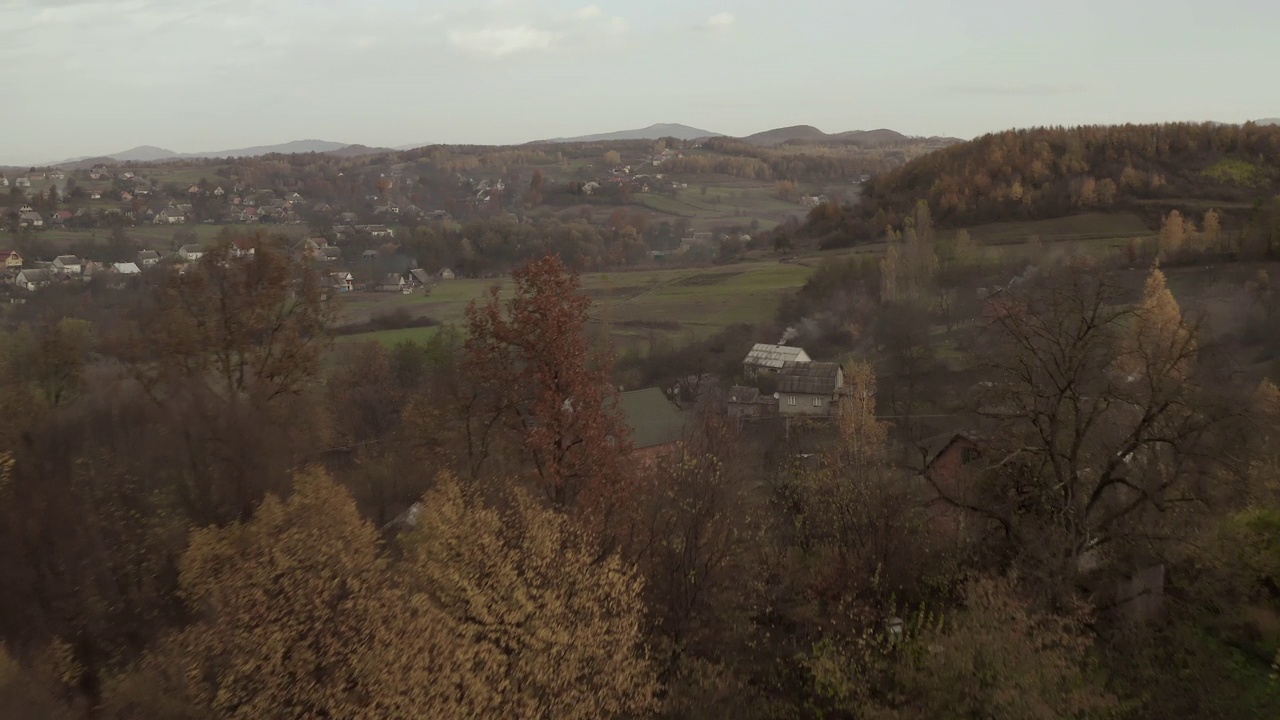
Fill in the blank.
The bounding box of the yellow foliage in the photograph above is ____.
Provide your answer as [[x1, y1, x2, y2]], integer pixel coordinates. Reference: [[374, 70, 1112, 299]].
[[1122, 267, 1196, 382], [404, 473, 658, 719]]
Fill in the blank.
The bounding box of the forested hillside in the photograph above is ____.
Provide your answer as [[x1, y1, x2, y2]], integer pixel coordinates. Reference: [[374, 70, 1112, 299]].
[[804, 122, 1280, 245]]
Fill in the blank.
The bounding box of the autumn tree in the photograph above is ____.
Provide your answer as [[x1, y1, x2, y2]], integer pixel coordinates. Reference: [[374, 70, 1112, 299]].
[[1158, 209, 1185, 258], [402, 473, 657, 719], [946, 261, 1234, 584], [792, 362, 930, 593], [130, 239, 335, 523], [104, 469, 414, 719], [1202, 208, 1222, 253], [463, 255, 636, 534], [603, 149, 622, 166], [868, 576, 1118, 719]]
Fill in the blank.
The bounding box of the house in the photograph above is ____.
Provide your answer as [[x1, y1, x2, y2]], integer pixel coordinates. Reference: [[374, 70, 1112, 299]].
[[777, 361, 843, 417], [409, 268, 433, 287], [230, 238, 256, 259], [363, 225, 394, 238], [437, 267, 456, 280], [53, 255, 83, 275], [154, 208, 185, 224], [120, 191, 133, 202], [18, 211, 44, 228], [89, 190, 102, 200], [14, 177, 31, 188], [136, 249, 161, 267], [322, 246, 342, 262], [330, 271, 354, 292], [743, 343, 811, 378], [48, 171, 65, 180], [285, 192, 303, 203], [377, 274, 405, 292], [213, 186, 225, 197], [0, 175, 8, 187], [361, 249, 378, 261], [14, 268, 52, 291], [618, 387, 686, 464], [0, 250, 23, 271], [293, 237, 327, 261], [178, 244, 205, 261], [188, 185, 201, 195], [919, 432, 985, 540], [112, 262, 141, 275]]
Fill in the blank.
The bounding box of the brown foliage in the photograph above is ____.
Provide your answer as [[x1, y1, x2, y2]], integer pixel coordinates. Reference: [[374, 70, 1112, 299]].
[[463, 255, 636, 534]]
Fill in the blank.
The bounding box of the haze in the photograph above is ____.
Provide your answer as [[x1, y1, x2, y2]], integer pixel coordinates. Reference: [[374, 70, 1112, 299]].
[[1, 0, 1276, 165]]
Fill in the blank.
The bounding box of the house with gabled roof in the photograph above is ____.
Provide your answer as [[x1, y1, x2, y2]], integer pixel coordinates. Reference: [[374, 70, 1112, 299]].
[[53, 255, 82, 275], [0, 250, 23, 272], [14, 268, 52, 291], [179, 244, 205, 262], [777, 361, 843, 417], [136, 249, 161, 267], [743, 343, 811, 379]]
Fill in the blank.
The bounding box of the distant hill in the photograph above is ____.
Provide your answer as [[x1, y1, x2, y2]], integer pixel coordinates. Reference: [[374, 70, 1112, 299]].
[[46, 139, 391, 166], [739, 125, 829, 146], [740, 125, 946, 147], [544, 123, 723, 143], [112, 145, 181, 162], [802, 122, 1280, 245], [1256, 118, 1280, 126]]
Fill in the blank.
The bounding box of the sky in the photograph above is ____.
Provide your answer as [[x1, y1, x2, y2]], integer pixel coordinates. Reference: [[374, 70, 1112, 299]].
[[1, 0, 1277, 165]]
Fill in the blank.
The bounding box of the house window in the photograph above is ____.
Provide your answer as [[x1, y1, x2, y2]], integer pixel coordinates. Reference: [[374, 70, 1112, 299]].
[[812, 397, 823, 407], [787, 396, 797, 406], [962, 448, 980, 464]]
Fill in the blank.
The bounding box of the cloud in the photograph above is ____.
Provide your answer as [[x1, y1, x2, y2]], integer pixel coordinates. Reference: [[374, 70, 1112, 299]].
[[707, 12, 734, 27], [448, 25, 557, 57], [576, 5, 601, 18], [951, 82, 1086, 97]]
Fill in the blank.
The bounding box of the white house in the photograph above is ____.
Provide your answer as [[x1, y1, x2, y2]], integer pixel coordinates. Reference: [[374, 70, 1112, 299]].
[[52, 255, 82, 275], [743, 343, 812, 378], [178, 244, 205, 261], [113, 262, 141, 275], [15, 268, 52, 291]]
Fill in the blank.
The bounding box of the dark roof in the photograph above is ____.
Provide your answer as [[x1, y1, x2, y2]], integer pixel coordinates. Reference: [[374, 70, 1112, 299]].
[[54, 255, 80, 264], [777, 361, 841, 395], [619, 388, 685, 450], [727, 385, 773, 405], [322, 246, 342, 259], [409, 268, 432, 284], [137, 250, 160, 260], [179, 244, 203, 254]]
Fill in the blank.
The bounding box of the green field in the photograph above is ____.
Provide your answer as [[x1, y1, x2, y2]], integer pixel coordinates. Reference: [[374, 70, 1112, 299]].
[[336, 261, 815, 353], [335, 325, 441, 346]]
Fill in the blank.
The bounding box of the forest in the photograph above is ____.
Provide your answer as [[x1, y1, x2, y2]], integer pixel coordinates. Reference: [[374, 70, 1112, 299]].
[[800, 122, 1280, 247], [2, 207, 1280, 717]]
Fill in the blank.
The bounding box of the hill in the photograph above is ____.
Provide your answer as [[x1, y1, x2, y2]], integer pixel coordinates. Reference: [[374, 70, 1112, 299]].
[[545, 123, 723, 143], [740, 125, 830, 146], [46, 139, 390, 166], [799, 122, 1280, 246], [1257, 118, 1280, 126], [112, 145, 180, 162], [740, 125, 949, 147]]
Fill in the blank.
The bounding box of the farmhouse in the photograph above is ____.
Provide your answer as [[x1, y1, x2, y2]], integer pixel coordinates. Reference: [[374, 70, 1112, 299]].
[[437, 267, 456, 280], [743, 343, 811, 378], [136, 250, 160, 267], [14, 269, 52, 291], [154, 208, 185, 224], [618, 387, 686, 464], [0, 250, 22, 271], [112, 262, 141, 275], [18, 211, 43, 228], [377, 274, 405, 292], [330, 271, 354, 292], [53, 255, 82, 275], [776, 361, 843, 417], [178, 244, 205, 262]]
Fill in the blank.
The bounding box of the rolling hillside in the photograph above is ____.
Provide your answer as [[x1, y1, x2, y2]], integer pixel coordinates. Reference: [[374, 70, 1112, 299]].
[[804, 122, 1280, 244]]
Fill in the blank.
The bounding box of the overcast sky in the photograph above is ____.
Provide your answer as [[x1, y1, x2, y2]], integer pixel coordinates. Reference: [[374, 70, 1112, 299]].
[[1, 0, 1276, 165]]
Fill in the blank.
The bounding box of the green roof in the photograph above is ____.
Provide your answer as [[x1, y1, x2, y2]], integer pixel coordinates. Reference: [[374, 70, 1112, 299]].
[[618, 388, 686, 449]]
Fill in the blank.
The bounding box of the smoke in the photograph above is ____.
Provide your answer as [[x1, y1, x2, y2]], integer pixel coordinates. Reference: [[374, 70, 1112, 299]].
[[778, 326, 799, 345]]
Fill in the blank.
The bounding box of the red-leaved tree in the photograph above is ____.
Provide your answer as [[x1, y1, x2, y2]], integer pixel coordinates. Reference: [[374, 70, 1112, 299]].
[[464, 255, 636, 535]]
